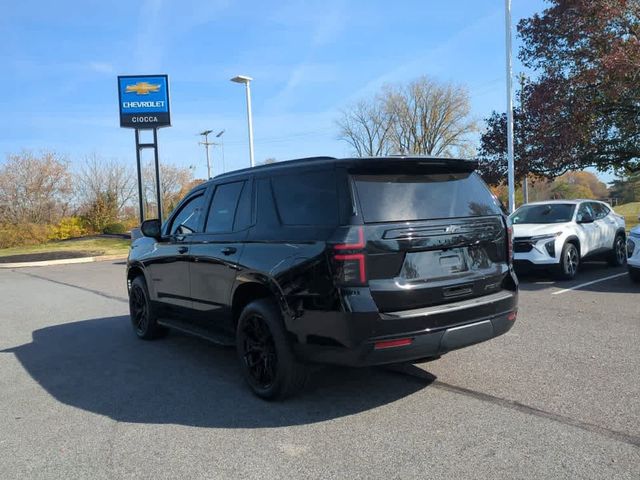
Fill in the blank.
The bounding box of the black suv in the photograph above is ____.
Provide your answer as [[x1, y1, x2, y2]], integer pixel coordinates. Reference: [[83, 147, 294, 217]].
[[127, 156, 518, 399]]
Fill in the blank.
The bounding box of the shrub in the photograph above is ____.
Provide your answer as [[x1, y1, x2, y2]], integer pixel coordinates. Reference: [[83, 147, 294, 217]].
[[103, 222, 127, 234], [48, 216, 89, 241], [0, 223, 53, 249]]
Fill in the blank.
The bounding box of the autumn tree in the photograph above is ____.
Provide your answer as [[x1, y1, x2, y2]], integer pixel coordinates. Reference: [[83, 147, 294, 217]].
[[143, 162, 195, 217], [480, 0, 640, 181], [337, 76, 477, 157], [0, 151, 73, 224]]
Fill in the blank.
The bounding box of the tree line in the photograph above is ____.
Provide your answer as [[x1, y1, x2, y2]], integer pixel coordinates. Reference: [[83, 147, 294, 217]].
[[0, 151, 199, 248]]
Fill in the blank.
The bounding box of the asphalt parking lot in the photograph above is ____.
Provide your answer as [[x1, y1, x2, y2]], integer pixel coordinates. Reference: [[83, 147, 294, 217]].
[[1, 260, 639, 479]]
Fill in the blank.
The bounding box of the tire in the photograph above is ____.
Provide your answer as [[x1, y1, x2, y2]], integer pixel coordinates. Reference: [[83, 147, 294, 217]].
[[608, 234, 627, 267], [629, 267, 640, 283], [128, 276, 167, 340], [236, 298, 307, 400], [556, 242, 580, 280]]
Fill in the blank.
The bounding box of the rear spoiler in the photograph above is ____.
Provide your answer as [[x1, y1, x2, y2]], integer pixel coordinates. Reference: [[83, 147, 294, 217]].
[[342, 156, 478, 173]]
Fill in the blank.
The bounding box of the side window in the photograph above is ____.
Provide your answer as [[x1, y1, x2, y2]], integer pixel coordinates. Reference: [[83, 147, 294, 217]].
[[271, 170, 338, 226], [205, 181, 244, 233], [577, 203, 594, 222], [234, 180, 253, 231], [591, 202, 609, 220], [169, 194, 204, 235]]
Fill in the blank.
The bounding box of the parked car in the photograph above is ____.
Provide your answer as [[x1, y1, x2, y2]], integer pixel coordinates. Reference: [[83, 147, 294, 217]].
[[510, 200, 627, 280], [627, 224, 640, 282], [127, 156, 518, 399]]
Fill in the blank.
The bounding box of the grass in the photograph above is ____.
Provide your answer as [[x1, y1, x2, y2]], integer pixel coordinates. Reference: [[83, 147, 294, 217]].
[[0, 237, 131, 258], [614, 202, 640, 231]]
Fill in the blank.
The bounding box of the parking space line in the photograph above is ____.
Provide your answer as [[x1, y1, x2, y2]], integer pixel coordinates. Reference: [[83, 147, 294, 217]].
[[551, 272, 628, 295]]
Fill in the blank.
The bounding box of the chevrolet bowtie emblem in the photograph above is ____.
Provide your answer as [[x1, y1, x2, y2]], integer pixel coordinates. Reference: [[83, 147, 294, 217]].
[[125, 81, 161, 95]]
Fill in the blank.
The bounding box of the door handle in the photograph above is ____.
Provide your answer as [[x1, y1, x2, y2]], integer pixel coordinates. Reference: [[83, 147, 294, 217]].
[[178, 246, 188, 254], [221, 247, 237, 256]]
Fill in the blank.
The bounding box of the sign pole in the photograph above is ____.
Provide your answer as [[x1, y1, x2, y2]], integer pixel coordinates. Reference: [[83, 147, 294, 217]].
[[134, 129, 145, 224], [153, 128, 163, 223]]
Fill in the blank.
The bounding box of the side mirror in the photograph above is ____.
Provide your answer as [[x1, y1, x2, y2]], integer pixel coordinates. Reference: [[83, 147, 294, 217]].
[[578, 212, 594, 224], [140, 219, 162, 239]]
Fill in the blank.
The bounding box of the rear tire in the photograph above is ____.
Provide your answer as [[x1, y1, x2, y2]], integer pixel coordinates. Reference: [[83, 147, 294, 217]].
[[236, 298, 308, 400], [556, 242, 579, 280], [128, 276, 167, 340], [608, 234, 627, 267], [629, 267, 640, 283]]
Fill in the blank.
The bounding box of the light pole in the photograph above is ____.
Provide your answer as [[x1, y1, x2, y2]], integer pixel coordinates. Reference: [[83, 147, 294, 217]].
[[504, 0, 516, 213], [198, 129, 214, 179], [231, 75, 255, 168], [216, 129, 226, 173]]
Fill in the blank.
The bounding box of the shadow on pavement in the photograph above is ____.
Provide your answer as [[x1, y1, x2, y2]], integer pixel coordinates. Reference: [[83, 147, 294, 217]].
[[1, 316, 434, 428], [516, 262, 631, 292]]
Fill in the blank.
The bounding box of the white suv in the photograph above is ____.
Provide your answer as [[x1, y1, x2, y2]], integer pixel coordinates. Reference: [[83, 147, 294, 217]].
[[510, 200, 626, 279], [627, 225, 640, 282]]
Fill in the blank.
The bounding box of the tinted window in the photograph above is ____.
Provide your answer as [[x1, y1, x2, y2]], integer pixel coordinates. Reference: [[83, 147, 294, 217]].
[[591, 202, 609, 220], [271, 170, 338, 225], [512, 203, 576, 224], [234, 180, 253, 231], [169, 194, 204, 234], [353, 172, 501, 223], [205, 182, 244, 233]]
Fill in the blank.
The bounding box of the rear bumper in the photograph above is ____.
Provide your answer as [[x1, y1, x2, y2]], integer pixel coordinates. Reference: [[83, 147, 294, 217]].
[[292, 290, 517, 367]]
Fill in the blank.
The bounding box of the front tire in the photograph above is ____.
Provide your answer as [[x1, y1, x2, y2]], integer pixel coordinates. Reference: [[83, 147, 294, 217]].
[[128, 276, 167, 340], [236, 298, 307, 400], [608, 234, 627, 267], [556, 242, 579, 280]]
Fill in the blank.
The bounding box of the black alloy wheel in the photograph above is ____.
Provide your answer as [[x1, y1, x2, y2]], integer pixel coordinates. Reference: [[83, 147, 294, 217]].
[[128, 276, 166, 340], [240, 314, 278, 390], [236, 299, 307, 400]]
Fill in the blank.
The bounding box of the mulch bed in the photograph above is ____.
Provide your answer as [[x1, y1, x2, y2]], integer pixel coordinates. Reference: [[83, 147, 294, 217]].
[[0, 250, 101, 264]]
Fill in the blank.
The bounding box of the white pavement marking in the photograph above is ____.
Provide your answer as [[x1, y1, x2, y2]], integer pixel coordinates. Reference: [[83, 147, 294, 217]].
[[551, 272, 628, 295]]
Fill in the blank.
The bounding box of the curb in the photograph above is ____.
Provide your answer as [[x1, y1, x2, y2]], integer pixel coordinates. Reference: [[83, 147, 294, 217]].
[[0, 254, 128, 269]]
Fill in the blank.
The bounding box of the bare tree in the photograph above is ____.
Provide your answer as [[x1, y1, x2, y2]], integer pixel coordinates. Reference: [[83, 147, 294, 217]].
[[76, 153, 137, 216], [336, 99, 393, 157], [337, 76, 477, 158], [0, 151, 73, 224], [143, 162, 195, 217]]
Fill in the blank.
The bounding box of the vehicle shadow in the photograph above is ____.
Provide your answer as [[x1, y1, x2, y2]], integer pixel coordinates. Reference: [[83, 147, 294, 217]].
[[516, 262, 629, 292], [1, 316, 435, 428]]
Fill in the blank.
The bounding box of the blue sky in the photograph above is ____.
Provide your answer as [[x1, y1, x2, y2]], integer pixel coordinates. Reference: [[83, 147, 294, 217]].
[[2, 0, 547, 179]]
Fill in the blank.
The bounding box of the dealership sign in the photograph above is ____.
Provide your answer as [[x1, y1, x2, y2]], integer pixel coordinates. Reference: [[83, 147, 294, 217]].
[[117, 74, 171, 128]]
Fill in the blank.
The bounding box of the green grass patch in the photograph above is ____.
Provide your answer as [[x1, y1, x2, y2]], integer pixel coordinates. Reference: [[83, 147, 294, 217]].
[[0, 237, 130, 258], [614, 202, 640, 231]]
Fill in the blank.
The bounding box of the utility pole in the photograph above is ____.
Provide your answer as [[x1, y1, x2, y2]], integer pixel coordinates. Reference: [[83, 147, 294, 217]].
[[199, 129, 214, 179]]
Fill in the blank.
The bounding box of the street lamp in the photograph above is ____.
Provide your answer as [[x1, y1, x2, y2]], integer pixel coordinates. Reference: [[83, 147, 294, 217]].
[[216, 129, 225, 173], [504, 0, 515, 213], [198, 129, 214, 179], [230, 75, 255, 168]]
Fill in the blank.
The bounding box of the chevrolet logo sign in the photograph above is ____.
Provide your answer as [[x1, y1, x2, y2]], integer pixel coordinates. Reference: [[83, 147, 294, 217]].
[[125, 81, 161, 95]]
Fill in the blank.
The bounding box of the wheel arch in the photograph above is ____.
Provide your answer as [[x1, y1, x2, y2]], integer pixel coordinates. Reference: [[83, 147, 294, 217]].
[[231, 275, 292, 331], [565, 235, 581, 256]]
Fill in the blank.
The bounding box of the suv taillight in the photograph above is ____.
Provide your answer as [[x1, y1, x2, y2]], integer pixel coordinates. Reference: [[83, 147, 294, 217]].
[[332, 227, 367, 285], [507, 225, 513, 263]]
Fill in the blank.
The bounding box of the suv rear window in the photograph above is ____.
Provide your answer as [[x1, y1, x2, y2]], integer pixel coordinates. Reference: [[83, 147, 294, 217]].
[[352, 172, 501, 223], [271, 170, 338, 225]]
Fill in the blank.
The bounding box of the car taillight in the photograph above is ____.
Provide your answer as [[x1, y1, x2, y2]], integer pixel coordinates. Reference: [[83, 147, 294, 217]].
[[332, 227, 367, 285], [507, 226, 513, 263]]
